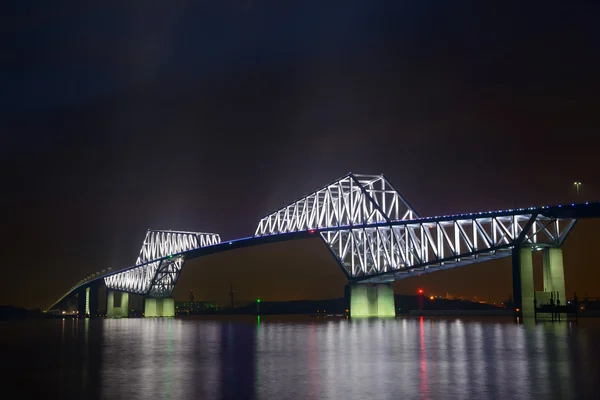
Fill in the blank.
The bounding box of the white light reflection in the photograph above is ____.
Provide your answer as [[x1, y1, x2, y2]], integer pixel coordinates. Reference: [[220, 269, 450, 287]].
[[82, 316, 596, 399], [419, 317, 430, 399], [100, 319, 221, 399], [542, 323, 573, 398], [435, 319, 450, 394], [470, 322, 486, 396], [510, 321, 532, 398]]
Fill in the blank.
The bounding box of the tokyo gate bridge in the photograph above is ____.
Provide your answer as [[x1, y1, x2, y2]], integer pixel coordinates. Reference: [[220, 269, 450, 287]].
[[47, 173, 600, 319]]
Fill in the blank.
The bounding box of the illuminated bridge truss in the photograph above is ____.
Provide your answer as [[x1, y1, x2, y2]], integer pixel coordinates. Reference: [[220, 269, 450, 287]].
[[49, 172, 597, 312], [253, 173, 577, 282], [319, 209, 576, 282], [255, 173, 418, 236], [104, 230, 220, 297]]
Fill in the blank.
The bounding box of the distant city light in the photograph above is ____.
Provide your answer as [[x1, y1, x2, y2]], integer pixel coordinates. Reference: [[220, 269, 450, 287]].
[[573, 181, 582, 197], [418, 289, 424, 294]]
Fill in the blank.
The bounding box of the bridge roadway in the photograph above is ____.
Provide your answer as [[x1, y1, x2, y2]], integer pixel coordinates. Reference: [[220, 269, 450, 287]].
[[80, 201, 600, 281], [48, 201, 600, 318]]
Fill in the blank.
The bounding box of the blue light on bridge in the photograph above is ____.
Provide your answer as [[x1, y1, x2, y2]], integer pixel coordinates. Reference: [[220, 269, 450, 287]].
[[49, 174, 600, 314]]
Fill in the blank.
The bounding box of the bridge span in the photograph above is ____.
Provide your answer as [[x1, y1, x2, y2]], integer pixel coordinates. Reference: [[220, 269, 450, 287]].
[[47, 173, 600, 319]]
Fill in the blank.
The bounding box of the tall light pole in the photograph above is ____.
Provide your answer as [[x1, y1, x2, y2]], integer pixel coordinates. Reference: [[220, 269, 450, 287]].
[[573, 181, 582, 198]]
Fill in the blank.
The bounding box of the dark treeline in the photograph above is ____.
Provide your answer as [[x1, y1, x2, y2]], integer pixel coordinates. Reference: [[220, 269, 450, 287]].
[[0, 305, 48, 320]]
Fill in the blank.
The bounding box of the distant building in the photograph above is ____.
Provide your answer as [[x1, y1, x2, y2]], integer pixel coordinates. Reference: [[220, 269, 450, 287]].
[[175, 300, 218, 313], [189, 290, 195, 304]]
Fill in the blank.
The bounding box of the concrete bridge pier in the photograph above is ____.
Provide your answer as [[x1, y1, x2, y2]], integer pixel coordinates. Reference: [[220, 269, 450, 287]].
[[77, 284, 99, 316], [512, 246, 566, 320], [144, 297, 175, 317], [77, 288, 86, 316], [106, 290, 129, 318], [542, 248, 566, 305], [512, 247, 535, 319], [540, 247, 567, 320], [348, 283, 395, 318]]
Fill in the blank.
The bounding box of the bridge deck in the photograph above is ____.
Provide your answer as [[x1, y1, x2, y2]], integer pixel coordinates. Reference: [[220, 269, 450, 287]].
[[47, 201, 600, 311]]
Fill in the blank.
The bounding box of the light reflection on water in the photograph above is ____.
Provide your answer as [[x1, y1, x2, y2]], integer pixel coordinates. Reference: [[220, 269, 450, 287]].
[[1, 316, 600, 399]]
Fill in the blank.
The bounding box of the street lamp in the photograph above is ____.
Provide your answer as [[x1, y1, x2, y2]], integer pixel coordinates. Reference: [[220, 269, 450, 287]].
[[573, 181, 582, 197]]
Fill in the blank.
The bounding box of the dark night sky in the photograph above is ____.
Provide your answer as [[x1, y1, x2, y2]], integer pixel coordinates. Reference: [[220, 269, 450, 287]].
[[2, 1, 600, 309]]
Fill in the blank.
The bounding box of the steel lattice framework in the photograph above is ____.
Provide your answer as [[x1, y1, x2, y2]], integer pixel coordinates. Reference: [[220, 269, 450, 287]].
[[48, 172, 600, 313], [253, 173, 577, 282], [319, 210, 575, 282], [104, 230, 220, 296], [255, 173, 418, 236]]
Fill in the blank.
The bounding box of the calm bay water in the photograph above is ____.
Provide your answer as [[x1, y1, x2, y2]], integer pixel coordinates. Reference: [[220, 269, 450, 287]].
[[2, 316, 600, 399]]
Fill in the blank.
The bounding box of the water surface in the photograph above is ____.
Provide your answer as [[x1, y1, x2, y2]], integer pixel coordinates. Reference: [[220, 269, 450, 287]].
[[2, 316, 599, 399]]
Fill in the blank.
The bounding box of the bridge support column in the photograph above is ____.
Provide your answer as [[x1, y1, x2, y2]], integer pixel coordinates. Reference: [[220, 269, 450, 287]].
[[349, 283, 395, 318], [84, 287, 90, 315], [78, 286, 97, 316], [512, 247, 535, 319], [89, 284, 99, 317], [543, 247, 566, 319], [106, 291, 129, 318], [107, 290, 115, 318], [144, 297, 175, 317], [543, 248, 566, 303], [120, 292, 129, 318], [77, 288, 86, 316], [145, 298, 157, 316]]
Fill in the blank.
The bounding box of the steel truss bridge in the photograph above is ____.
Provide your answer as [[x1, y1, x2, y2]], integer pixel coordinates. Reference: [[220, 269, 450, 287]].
[[48, 173, 600, 311]]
